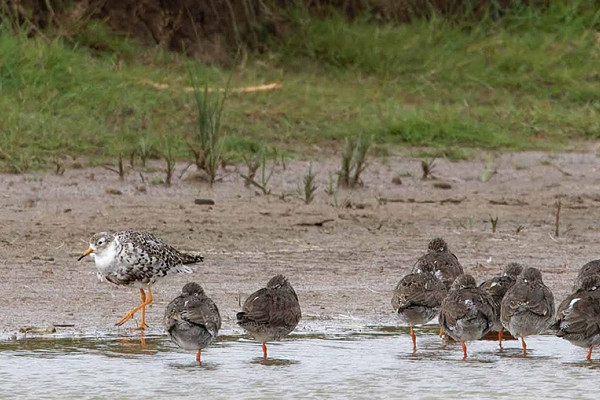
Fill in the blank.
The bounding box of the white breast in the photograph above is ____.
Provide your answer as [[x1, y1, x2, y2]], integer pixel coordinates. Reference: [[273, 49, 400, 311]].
[[92, 242, 118, 275]]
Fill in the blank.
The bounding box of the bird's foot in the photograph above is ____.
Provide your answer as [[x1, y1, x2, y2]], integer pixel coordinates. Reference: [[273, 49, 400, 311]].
[[133, 322, 148, 331], [115, 310, 137, 327]]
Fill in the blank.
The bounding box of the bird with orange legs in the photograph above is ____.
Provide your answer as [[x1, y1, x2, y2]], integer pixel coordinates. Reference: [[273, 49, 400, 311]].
[[500, 267, 555, 355], [237, 275, 301, 359], [392, 273, 447, 353], [165, 282, 221, 362], [554, 274, 600, 361], [479, 263, 523, 350], [78, 231, 203, 330], [439, 274, 497, 360]]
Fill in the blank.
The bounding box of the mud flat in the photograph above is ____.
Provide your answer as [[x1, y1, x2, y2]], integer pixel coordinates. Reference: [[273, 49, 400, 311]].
[[1, 152, 599, 336]]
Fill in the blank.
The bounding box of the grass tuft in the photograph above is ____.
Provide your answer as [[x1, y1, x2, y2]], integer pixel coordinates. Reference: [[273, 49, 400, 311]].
[[302, 163, 318, 204], [187, 63, 230, 186], [338, 134, 371, 188]]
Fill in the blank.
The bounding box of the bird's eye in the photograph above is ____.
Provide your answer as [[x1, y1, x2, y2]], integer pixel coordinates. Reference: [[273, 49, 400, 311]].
[[97, 238, 105, 246]]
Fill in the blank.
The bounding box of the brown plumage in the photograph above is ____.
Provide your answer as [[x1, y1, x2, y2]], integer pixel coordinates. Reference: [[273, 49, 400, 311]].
[[500, 267, 555, 355], [412, 238, 464, 289], [479, 262, 524, 348], [237, 275, 302, 358], [554, 275, 600, 360], [573, 260, 600, 292], [439, 274, 497, 359], [392, 273, 447, 352], [164, 282, 221, 362]]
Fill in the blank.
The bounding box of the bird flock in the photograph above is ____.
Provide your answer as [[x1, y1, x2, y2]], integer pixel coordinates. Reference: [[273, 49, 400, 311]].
[[78, 231, 301, 361], [393, 237, 599, 360], [78, 231, 600, 362]]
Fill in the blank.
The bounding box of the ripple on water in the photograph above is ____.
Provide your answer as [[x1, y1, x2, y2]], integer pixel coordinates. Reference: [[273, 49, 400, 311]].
[[0, 329, 597, 399]]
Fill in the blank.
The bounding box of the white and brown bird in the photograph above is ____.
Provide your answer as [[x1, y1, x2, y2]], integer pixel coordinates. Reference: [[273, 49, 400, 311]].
[[500, 267, 555, 355], [439, 274, 497, 359], [479, 262, 523, 349], [412, 238, 464, 290], [237, 275, 301, 359], [164, 282, 221, 362], [78, 231, 203, 330], [554, 274, 600, 361], [392, 273, 447, 352]]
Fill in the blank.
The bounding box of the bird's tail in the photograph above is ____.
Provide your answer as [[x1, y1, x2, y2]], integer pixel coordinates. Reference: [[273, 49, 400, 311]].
[[180, 252, 204, 264], [236, 312, 251, 324]]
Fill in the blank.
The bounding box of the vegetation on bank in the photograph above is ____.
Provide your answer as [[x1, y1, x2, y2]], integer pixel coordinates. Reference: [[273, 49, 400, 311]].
[[0, 0, 599, 173]]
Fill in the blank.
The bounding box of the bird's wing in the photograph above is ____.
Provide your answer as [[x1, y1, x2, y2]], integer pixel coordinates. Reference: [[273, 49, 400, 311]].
[[241, 288, 273, 325], [440, 253, 464, 278], [393, 276, 446, 310], [412, 253, 435, 274], [473, 290, 497, 323], [501, 284, 529, 318], [115, 231, 197, 273], [559, 295, 600, 337], [502, 283, 554, 319], [525, 285, 555, 317], [440, 292, 469, 326], [164, 296, 185, 330], [181, 296, 222, 334], [241, 287, 301, 327], [480, 276, 511, 306]]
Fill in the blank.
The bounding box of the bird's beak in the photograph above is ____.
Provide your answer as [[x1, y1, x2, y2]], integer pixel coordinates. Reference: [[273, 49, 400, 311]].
[[78, 248, 93, 261]]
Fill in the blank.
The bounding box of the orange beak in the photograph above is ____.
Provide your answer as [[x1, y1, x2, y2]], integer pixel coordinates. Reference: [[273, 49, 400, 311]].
[[78, 248, 93, 261]]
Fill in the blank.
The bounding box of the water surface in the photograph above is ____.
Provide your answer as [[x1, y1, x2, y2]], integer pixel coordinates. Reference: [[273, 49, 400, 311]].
[[0, 326, 596, 399]]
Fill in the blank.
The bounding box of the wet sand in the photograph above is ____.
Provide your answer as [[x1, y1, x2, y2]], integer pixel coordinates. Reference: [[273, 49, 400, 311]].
[[1, 151, 599, 337]]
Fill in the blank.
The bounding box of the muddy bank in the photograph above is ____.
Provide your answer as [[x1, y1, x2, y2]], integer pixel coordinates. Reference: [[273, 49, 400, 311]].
[[1, 151, 599, 337]]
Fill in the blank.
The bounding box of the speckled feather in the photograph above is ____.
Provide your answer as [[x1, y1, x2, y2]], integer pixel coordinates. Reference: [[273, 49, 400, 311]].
[[164, 283, 221, 351], [500, 267, 555, 337], [573, 260, 600, 292], [237, 275, 302, 342], [554, 274, 600, 342], [392, 273, 447, 326], [412, 238, 464, 289], [479, 263, 523, 331], [90, 231, 203, 286], [439, 274, 497, 342], [555, 291, 600, 349]]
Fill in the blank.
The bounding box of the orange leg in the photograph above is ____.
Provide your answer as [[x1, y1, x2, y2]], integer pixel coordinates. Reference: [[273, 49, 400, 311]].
[[461, 341, 468, 360], [587, 347, 593, 361], [498, 330, 504, 351], [116, 286, 153, 329], [410, 326, 417, 352], [521, 337, 527, 355], [135, 289, 148, 331], [439, 326, 444, 338], [262, 342, 268, 359], [196, 349, 202, 363]]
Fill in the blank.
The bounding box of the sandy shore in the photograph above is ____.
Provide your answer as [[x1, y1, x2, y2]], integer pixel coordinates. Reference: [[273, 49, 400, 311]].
[[1, 152, 599, 338]]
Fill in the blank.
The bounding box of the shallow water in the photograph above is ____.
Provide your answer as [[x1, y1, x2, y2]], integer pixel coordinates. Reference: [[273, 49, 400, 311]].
[[0, 326, 597, 399]]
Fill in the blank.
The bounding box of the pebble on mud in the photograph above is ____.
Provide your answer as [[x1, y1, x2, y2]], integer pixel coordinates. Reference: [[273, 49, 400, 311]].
[[32, 256, 54, 262], [433, 182, 452, 189], [194, 198, 215, 205], [106, 188, 122, 195]]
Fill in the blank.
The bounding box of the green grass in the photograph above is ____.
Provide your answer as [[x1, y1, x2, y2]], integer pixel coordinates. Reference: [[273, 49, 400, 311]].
[[1, 0, 600, 172]]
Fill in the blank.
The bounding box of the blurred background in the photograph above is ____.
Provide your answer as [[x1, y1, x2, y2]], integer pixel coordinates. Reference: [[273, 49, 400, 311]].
[[0, 0, 599, 173]]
